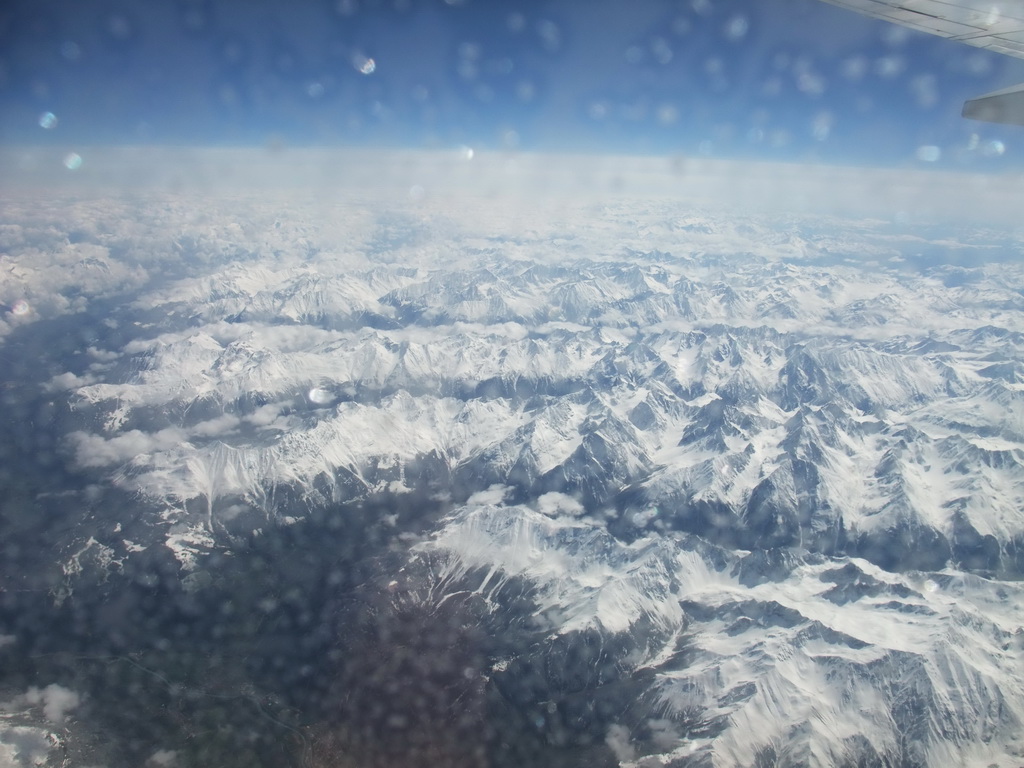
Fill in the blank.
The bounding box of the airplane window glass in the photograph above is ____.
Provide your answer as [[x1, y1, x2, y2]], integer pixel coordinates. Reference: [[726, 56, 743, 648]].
[[1, 1, 1023, 767]]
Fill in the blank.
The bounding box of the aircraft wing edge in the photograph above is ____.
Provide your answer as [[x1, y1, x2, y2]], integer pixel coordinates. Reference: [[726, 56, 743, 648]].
[[819, 0, 1024, 124], [962, 82, 1024, 125]]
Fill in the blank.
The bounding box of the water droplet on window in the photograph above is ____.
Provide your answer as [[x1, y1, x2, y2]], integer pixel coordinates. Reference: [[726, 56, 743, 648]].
[[181, 6, 208, 32], [624, 46, 644, 65], [874, 56, 905, 79], [221, 39, 246, 65], [983, 139, 1005, 157], [60, 41, 81, 61], [915, 145, 941, 162], [588, 101, 609, 121], [38, 112, 57, 130], [219, 84, 239, 106], [965, 52, 992, 76], [63, 153, 82, 170], [459, 42, 481, 60], [516, 80, 535, 102], [106, 13, 133, 41], [651, 38, 673, 65], [671, 17, 692, 36], [882, 25, 909, 46], [657, 104, 678, 125], [841, 56, 867, 81], [353, 54, 375, 75], [724, 15, 748, 41], [812, 112, 833, 141], [762, 77, 782, 97], [798, 72, 825, 96], [911, 75, 938, 109], [308, 388, 332, 405], [537, 20, 561, 52], [770, 129, 790, 148]]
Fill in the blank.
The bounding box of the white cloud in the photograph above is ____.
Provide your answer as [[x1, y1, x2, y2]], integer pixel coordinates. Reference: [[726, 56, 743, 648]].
[[4, 147, 1024, 225], [24, 684, 80, 723], [45, 371, 96, 392], [466, 485, 512, 506], [605, 723, 636, 763], [0, 726, 52, 766], [535, 492, 585, 517], [189, 414, 241, 437], [243, 402, 293, 427], [70, 428, 187, 467], [87, 346, 121, 362], [146, 749, 179, 766]]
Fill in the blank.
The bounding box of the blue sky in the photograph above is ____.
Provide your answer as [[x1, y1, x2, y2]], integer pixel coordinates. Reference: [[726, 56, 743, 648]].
[[2, 0, 1023, 168]]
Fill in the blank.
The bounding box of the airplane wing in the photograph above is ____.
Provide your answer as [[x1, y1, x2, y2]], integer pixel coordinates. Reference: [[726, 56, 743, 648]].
[[818, 0, 1024, 124]]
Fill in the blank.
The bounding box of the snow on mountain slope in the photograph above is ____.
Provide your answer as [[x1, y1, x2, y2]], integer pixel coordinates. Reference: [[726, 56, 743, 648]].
[[413, 501, 1024, 768], [64, 238, 1024, 571], [77, 392, 525, 509], [421, 502, 685, 640], [28, 197, 1024, 766], [653, 553, 1024, 768]]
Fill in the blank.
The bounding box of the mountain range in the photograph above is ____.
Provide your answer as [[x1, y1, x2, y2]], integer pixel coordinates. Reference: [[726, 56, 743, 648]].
[[2, 195, 1023, 766]]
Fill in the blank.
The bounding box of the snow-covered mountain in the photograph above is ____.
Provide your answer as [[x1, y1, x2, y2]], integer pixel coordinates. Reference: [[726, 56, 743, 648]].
[[68, 246, 1024, 579], [409, 502, 1024, 767], [4, 194, 1024, 767]]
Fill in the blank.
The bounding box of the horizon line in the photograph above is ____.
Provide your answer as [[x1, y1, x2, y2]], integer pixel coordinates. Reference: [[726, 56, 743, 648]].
[[1, 145, 1022, 226]]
